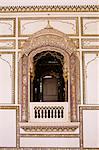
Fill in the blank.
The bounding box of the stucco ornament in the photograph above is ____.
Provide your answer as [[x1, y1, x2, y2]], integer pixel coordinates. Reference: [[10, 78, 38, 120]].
[[19, 22, 80, 122]]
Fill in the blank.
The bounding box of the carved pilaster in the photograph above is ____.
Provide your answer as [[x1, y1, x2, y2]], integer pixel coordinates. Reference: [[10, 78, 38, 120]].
[[70, 53, 80, 122], [21, 55, 28, 122], [28, 56, 35, 81]]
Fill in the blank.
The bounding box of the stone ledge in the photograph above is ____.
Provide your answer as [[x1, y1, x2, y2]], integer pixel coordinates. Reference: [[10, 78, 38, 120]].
[[20, 122, 79, 132]]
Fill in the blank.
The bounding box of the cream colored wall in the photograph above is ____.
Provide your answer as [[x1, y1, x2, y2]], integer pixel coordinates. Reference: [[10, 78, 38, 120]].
[[0, 54, 13, 103], [0, 14, 99, 105], [84, 53, 98, 104], [83, 110, 98, 147], [0, 0, 98, 6], [0, 7, 99, 148], [0, 109, 16, 147], [20, 137, 79, 148]]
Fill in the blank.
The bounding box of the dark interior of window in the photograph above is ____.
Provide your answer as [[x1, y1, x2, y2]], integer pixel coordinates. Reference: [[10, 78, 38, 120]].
[[30, 51, 68, 102]]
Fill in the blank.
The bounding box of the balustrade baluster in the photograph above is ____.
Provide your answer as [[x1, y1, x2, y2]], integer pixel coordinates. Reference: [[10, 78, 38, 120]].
[[48, 108, 50, 118], [36, 108, 38, 118], [45, 107, 47, 118], [53, 108, 55, 118], [41, 108, 43, 118], [46, 108, 48, 118], [43, 107, 45, 118], [58, 108, 60, 118], [51, 108, 53, 118], [33, 105, 65, 120], [61, 107, 64, 118], [55, 108, 57, 118], [56, 107, 59, 118], [50, 107, 52, 118], [34, 107, 37, 118], [38, 108, 40, 118]]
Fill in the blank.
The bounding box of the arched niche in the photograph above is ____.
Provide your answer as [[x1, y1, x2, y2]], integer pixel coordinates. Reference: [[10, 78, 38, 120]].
[[19, 24, 80, 122], [31, 50, 65, 102]]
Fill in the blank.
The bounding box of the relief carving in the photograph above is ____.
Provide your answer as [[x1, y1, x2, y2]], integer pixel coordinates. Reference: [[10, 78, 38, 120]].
[[70, 52, 80, 121], [19, 24, 80, 122]]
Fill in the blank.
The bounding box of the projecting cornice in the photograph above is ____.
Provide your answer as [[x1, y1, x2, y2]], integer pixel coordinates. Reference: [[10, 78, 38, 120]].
[[0, 5, 98, 13]]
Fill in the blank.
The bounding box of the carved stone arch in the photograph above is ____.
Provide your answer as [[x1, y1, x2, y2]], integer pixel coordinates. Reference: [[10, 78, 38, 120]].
[[21, 26, 76, 57], [19, 26, 80, 122], [28, 46, 70, 78]]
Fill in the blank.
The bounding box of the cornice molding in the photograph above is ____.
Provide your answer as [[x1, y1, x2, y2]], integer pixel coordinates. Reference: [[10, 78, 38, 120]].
[[0, 5, 99, 13]]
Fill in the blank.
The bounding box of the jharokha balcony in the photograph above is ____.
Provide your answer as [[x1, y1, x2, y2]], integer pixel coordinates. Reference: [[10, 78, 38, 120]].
[[20, 101, 79, 134], [19, 23, 80, 134]]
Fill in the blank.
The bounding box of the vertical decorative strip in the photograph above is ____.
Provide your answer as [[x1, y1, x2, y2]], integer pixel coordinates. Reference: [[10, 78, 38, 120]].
[[22, 55, 28, 122], [76, 54, 80, 105], [19, 55, 28, 122], [79, 106, 83, 150], [70, 53, 77, 121], [18, 57, 22, 116], [11, 53, 15, 103], [16, 106, 20, 148]]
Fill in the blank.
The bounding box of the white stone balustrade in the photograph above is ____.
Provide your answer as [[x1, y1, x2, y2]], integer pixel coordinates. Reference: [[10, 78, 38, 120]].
[[30, 102, 68, 123]]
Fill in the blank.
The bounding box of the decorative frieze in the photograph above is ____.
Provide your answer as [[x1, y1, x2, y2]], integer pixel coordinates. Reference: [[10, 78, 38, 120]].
[[0, 5, 98, 13], [20, 124, 79, 133]]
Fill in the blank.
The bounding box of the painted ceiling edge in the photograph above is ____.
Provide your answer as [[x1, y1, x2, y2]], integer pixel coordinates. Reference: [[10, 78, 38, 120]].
[[0, 5, 99, 12]]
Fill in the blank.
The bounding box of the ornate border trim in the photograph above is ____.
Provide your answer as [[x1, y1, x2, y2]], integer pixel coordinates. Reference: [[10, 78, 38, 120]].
[[0, 5, 98, 13], [0, 148, 80, 150], [20, 124, 79, 132], [20, 134, 80, 138]]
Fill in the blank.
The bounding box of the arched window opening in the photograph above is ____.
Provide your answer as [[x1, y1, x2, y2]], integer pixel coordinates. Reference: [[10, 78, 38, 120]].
[[30, 51, 68, 102]]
